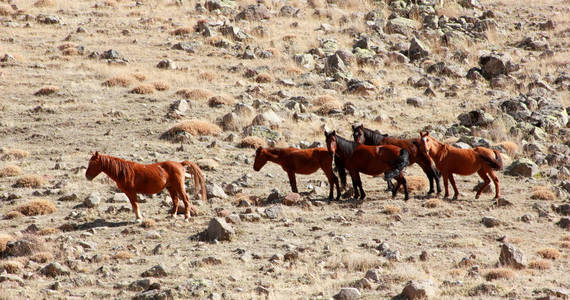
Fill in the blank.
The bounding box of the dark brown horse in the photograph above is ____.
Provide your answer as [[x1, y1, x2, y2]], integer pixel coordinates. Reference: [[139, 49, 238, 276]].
[[352, 124, 441, 195], [419, 131, 503, 200], [325, 131, 409, 201], [85, 152, 207, 222], [253, 147, 341, 201]]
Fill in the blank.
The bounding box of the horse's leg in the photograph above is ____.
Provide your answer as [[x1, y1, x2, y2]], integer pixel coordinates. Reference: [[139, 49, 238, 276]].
[[449, 173, 460, 200], [475, 169, 491, 200], [322, 166, 339, 202], [125, 191, 142, 223], [167, 187, 179, 219], [286, 170, 299, 193], [442, 173, 449, 199], [393, 173, 409, 201], [489, 170, 500, 199], [355, 172, 365, 201], [348, 170, 359, 200]]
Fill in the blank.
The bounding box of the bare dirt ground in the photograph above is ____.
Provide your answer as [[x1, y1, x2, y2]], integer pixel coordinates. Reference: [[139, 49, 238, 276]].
[[0, 0, 569, 299]]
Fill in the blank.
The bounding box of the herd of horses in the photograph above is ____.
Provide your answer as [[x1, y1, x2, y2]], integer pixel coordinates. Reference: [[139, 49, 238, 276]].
[[86, 125, 504, 222]]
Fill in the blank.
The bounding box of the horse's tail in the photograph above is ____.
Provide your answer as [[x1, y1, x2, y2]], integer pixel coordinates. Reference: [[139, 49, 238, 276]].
[[478, 149, 503, 171], [384, 148, 410, 180], [334, 155, 347, 189], [181, 161, 207, 201]]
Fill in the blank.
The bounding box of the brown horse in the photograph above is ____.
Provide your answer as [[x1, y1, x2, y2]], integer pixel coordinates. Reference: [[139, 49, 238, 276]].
[[418, 131, 503, 200], [85, 152, 207, 222], [352, 124, 441, 195], [325, 131, 409, 201], [253, 147, 341, 201]]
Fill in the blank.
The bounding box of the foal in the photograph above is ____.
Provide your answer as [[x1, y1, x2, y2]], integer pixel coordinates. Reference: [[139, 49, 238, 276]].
[[325, 131, 409, 201], [352, 124, 441, 195], [418, 131, 503, 200], [253, 147, 341, 201], [85, 152, 207, 222]]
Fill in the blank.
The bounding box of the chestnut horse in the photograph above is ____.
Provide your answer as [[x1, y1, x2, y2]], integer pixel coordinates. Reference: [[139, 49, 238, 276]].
[[325, 131, 409, 201], [418, 132, 503, 200], [352, 124, 441, 195], [253, 147, 341, 201], [85, 152, 207, 222]]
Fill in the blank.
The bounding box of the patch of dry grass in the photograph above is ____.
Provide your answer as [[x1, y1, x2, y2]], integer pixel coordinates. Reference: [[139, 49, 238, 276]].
[[0, 164, 22, 177], [34, 0, 56, 7], [383, 205, 402, 215], [313, 95, 338, 106], [175, 88, 214, 100], [130, 84, 155, 94], [238, 136, 266, 149], [402, 176, 427, 192], [141, 219, 155, 228], [255, 73, 273, 83], [113, 250, 134, 260], [537, 248, 560, 260], [34, 86, 59, 96], [4, 211, 23, 220], [14, 174, 46, 188], [165, 120, 221, 137], [423, 198, 441, 208], [62, 48, 80, 56], [0, 260, 23, 274], [498, 141, 518, 156], [485, 268, 515, 281], [102, 75, 133, 87], [531, 186, 555, 200], [152, 81, 170, 91], [172, 27, 193, 36], [198, 72, 217, 82], [131, 72, 146, 82], [528, 259, 552, 270], [30, 251, 53, 263], [0, 233, 14, 252], [38, 227, 60, 236], [15, 199, 57, 216], [1, 149, 30, 160], [0, 5, 13, 17], [208, 95, 235, 107], [313, 95, 342, 115], [341, 253, 380, 272], [561, 241, 570, 249], [285, 66, 303, 75]]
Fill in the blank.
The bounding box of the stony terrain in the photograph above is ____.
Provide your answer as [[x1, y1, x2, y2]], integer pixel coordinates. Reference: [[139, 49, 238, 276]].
[[0, 0, 569, 299]]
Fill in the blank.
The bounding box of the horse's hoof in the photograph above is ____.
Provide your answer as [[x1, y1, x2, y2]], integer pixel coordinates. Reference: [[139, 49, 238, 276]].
[[184, 218, 190, 222], [135, 218, 143, 224], [170, 214, 177, 219]]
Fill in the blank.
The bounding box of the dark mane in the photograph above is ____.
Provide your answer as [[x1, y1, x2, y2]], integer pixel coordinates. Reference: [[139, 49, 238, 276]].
[[362, 127, 388, 145], [100, 154, 135, 184], [335, 134, 357, 157]]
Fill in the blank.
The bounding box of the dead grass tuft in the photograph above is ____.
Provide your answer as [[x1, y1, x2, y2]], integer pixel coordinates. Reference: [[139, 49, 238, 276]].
[[38, 227, 60, 236], [485, 268, 515, 281], [537, 248, 560, 260], [208, 95, 235, 107], [255, 73, 273, 83], [528, 259, 552, 270], [0, 5, 12, 16], [0, 164, 22, 177], [4, 211, 23, 220], [424, 198, 441, 208], [531, 186, 555, 200], [402, 176, 427, 192], [198, 72, 217, 82], [499, 141, 518, 156], [383, 205, 402, 215], [130, 84, 155, 94], [560, 241, 570, 249], [15, 199, 57, 216], [286, 66, 303, 75], [62, 48, 79, 56], [175, 88, 214, 100], [152, 81, 170, 91], [172, 27, 193, 36], [141, 219, 155, 228], [341, 253, 380, 272], [1, 149, 30, 161], [164, 120, 221, 137], [315, 102, 342, 115], [14, 174, 46, 188], [0, 261, 23, 274], [34, 0, 56, 7], [113, 250, 134, 260], [238, 136, 266, 149], [313, 95, 338, 106], [0, 233, 14, 252], [30, 251, 54, 263], [131, 72, 147, 82], [102, 75, 133, 87], [34, 86, 59, 96]]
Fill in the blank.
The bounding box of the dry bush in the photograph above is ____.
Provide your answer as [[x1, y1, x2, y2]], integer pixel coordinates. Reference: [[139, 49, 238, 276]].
[[141, 219, 155, 228], [537, 248, 560, 260], [130, 84, 155, 94], [103, 0, 117, 7], [198, 72, 217, 81], [131, 72, 146, 82], [255, 73, 273, 83], [402, 176, 427, 192], [0, 233, 14, 252], [38, 227, 59, 235], [30, 251, 53, 263], [15, 199, 57, 216], [561, 241, 570, 249], [34, 86, 59, 96], [485, 268, 515, 281], [0, 164, 22, 177], [383, 205, 401, 215], [34, 0, 56, 7], [1, 149, 29, 160], [531, 186, 555, 200], [424, 198, 441, 208], [175, 88, 214, 100], [164, 120, 221, 137], [0, 261, 23, 274], [0, 5, 12, 16], [113, 251, 134, 260], [498, 141, 518, 156], [529, 259, 552, 270], [341, 253, 380, 272], [102, 75, 133, 87], [316, 102, 342, 115], [313, 95, 338, 106], [208, 95, 235, 107], [286, 66, 303, 75], [62, 48, 79, 56], [58, 43, 76, 51], [238, 136, 266, 149], [172, 27, 193, 36], [152, 81, 170, 91], [14, 174, 46, 188], [4, 211, 23, 220]]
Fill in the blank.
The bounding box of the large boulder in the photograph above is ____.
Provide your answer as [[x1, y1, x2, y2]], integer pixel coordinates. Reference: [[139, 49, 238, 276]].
[[479, 53, 519, 80], [385, 17, 419, 35], [408, 38, 430, 61], [235, 4, 270, 21], [401, 280, 437, 299], [458, 109, 495, 127], [505, 159, 539, 177], [499, 243, 526, 269], [334, 287, 361, 300], [202, 218, 235, 241]]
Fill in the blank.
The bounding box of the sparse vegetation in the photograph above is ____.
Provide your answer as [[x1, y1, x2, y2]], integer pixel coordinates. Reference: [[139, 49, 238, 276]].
[[238, 136, 266, 149], [424, 198, 441, 208], [0, 164, 22, 177], [537, 248, 560, 260], [1, 149, 30, 161], [528, 259, 552, 270], [14, 174, 46, 188], [175, 88, 214, 100], [383, 205, 401, 215], [485, 268, 515, 281], [531, 186, 555, 200], [15, 199, 57, 216], [208, 95, 235, 107], [102, 75, 133, 87], [113, 251, 134, 260], [164, 119, 221, 137], [141, 219, 155, 228], [0, 260, 23, 274], [152, 81, 170, 91], [130, 84, 155, 94], [0, 233, 14, 252], [198, 72, 217, 81], [30, 251, 54, 263], [34, 86, 59, 96]]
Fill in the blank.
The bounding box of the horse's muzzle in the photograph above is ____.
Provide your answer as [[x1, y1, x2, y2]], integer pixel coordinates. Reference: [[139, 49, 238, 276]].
[[85, 174, 94, 181]]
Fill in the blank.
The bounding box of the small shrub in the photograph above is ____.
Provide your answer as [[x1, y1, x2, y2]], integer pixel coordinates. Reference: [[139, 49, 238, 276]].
[[4, 211, 23, 219], [0, 233, 14, 252], [286, 66, 303, 75], [141, 219, 155, 228], [30, 251, 53, 263], [402, 176, 427, 192], [175, 88, 214, 100], [255, 73, 273, 83], [34, 0, 56, 7], [531, 186, 555, 200], [164, 120, 221, 137], [102, 75, 133, 87], [14, 174, 46, 188], [383, 205, 401, 215], [316, 102, 341, 115], [208, 95, 235, 107], [131, 72, 146, 82], [172, 27, 193, 36], [130, 84, 155, 94], [113, 251, 134, 260], [237, 136, 266, 149], [313, 95, 338, 106], [1, 149, 30, 160], [485, 268, 515, 281], [198, 72, 217, 81], [62, 48, 79, 56], [0, 261, 23, 274], [15, 199, 57, 216], [499, 141, 518, 156], [528, 259, 552, 270], [0, 5, 13, 16], [424, 198, 440, 208], [38, 227, 60, 236], [152, 81, 170, 91], [341, 253, 379, 272], [267, 48, 280, 57], [537, 248, 560, 260], [34, 86, 59, 96], [0, 165, 22, 177]]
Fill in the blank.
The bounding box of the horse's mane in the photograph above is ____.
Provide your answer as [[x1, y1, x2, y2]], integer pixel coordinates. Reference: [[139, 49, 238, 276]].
[[100, 154, 135, 184], [362, 127, 388, 145], [335, 134, 357, 156]]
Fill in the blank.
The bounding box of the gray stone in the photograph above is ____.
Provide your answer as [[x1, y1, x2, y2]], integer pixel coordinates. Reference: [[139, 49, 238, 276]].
[[499, 243, 526, 269], [84, 192, 101, 208], [334, 287, 361, 300], [557, 218, 570, 230], [401, 280, 436, 299], [0, 274, 24, 286], [264, 205, 283, 219], [132, 289, 174, 300], [481, 216, 500, 228], [505, 159, 539, 177], [235, 4, 270, 21], [172, 42, 197, 53], [325, 54, 349, 78], [385, 17, 419, 35], [364, 269, 380, 282], [479, 53, 519, 80], [141, 264, 168, 278], [40, 262, 70, 277], [203, 217, 235, 241], [409, 38, 430, 61], [207, 183, 228, 199], [5, 239, 36, 257], [37, 14, 61, 24], [294, 54, 314, 69], [101, 49, 121, 60], [458, 109, 495, 127], [406, 97, 425, 107], [239, 213, 261, 222], [459, 0, 482, 8], [156, 59, 176, 70], [128, 279, 151, 292]]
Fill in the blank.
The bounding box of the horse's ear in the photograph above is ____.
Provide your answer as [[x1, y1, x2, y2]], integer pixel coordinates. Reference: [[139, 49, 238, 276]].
[[359, 124, 364, 129], [256, 147, 262, 153], [351, 124, 358, 130], [332, 130, 336, 136], [94, 151, 99, 157]]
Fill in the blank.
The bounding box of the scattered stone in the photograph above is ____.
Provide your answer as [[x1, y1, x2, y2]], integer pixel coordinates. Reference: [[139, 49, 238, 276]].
[[334, 287, 361, 300], [458, 109, 495, 127], [468, 283, 499, 296], [283, 193, 301, 206], [132, 289, 174, 300], [37, 15, 61, 24], [385, 17, 419, 35], [264, 205, 284, 219], [172, 42, 197, 53], [84, 192, 101, 208], [40, 262, 70, 277], [479, 53, 519, 80], [141, 264, 168, 278], [128, 279, 151, 292], [207, 183, 228, 199], [406, 97, 425, 107], [0, 273, 24, 286], [365, 269, 380, 282], [202, 218, 235, 241], [235, 4, 270, 21], [556, 218, 570, 230], [408, 38, 430, 61], [499, 243, 526, 269], [505, 159, 539, 177], [101, 49, 121, 60], [552, 204, 570, 216], [481, 216, 501, 228], [4, 239, 36, 257], [156, 59, 176, 70], [401, 280, 436, 299]]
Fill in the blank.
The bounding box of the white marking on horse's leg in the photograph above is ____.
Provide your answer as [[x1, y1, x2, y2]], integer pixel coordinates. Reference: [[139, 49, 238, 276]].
[[184, 217, 190, 222]]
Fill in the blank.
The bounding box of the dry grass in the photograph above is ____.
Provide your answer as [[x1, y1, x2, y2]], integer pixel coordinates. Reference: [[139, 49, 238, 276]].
[[1, 149, 30, 160], [285, 66, 303, 75], [485, 268, 515, 281], [30, 251, 54, 263], [561, 241, 570, 249], [255, 73, 273, 83], [14, 174, 46, 188], [315, 102, 342, 115], [102, 75, 133, 87], [34, 86, 59, 96], [172, 27, 193, 36], [152, 81, 170, 91], [34, 0, 56, 7], [15, 199, 57, 216], [62, 48, 80, 56], [403, 176, 427, 192], [0, 261, 23, 274], [383, 205, 402, 215], [208, 95, 235, 107], [498, 141, 518, 156], [4, 211, 23, 220], [0, 5, 12, 17], [38, 227, 60, 235], [531, 186, 555, 200], [313, 95, 339, 106], [424, 198, 441, 208], [198, 72, 217, 82], [340, 253, 380, 272], [131, 72, 147, 82], [165, 120, 221, 136], [238, 136, 266, 149], [529, 259, 552, 270], [113, 251, 134, 260], [175, 88, 214, 100], [141, 219, 155, 229], [537, 248, 560, 260], [0, 164, 22, 177], [130, 84, 155, 94], [0, 233, 14, 252]]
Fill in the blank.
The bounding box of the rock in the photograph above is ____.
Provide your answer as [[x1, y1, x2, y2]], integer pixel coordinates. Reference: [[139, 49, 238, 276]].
[[516, 36, 549, 51], [84, 192, 101, 208], [479, 53, 519, 80], [239, 213, 261, 222], [401, 280, 436, 299], [553, 204, 570, 216], [251, 111, 282, 127], [406, 97, 425, 107], [128, 279, 151, 292], [101, 49, 121, 60], [325, 54, 349, 78], [4, 239, 36, 257], [364, 269, 380, 282], [499, 243, 526, 269], [203, 217, 235, 241], [132, 289, 174, 300], [207, 183, 228, 199], [481, 216, 500, 228], [539, 20, 555, 31], [334, 287, 361, 300], [556, 217, 570, 230], [279, 5, 299, 17], [196, 159, 218, 171], [346, 79, 376, 95], [294, 54, 314, 69], [168, 99, 189, 117], [505, 159, 539, 177], [283, 193, 301, 206], [235, 4, 270, 21], [254, 286, 270, 295], [141, 264, 168, 278], [40, 262, 70, 277], [0, 273, 24, 286], [459, 0, 482, 8], [37, 14, 61, 24], [408, 38, 430, 61], [458, 109, 495, 127], [468, 283, 499, 296], [352, 278, 372, 290], [156, 59, 176, 70], [385, 17, 419, 35], [172, 42, 197, 53], [264, 205, 284, 219]]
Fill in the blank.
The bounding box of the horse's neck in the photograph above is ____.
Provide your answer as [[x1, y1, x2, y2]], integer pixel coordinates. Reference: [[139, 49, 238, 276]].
[[365, 129, 385, 145], [101, 155, 133, 183], [264, 149, 281, 162], [336, 136, 356, 157], [430, 141, 448, 165]]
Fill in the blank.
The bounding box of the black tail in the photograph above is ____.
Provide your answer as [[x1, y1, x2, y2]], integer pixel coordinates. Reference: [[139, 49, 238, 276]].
[[478, 149, 503, 170], [334, 155, 347, 189], [384, 149, 410, 181]]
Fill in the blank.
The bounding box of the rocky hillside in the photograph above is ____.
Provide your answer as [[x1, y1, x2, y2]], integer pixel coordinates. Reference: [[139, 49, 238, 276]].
[[0, 0, 568, 299]]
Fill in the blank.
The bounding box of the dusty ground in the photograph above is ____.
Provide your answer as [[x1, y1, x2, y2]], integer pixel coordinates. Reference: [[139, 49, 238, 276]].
[[0, 0, 569, 299]]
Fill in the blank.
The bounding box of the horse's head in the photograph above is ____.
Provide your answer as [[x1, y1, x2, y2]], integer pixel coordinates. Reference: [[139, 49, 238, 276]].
[[85, 151, 102, 181], [253, 147, 267, 171], [325, 130, 337, 157], [352, 124, 365, 144]]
